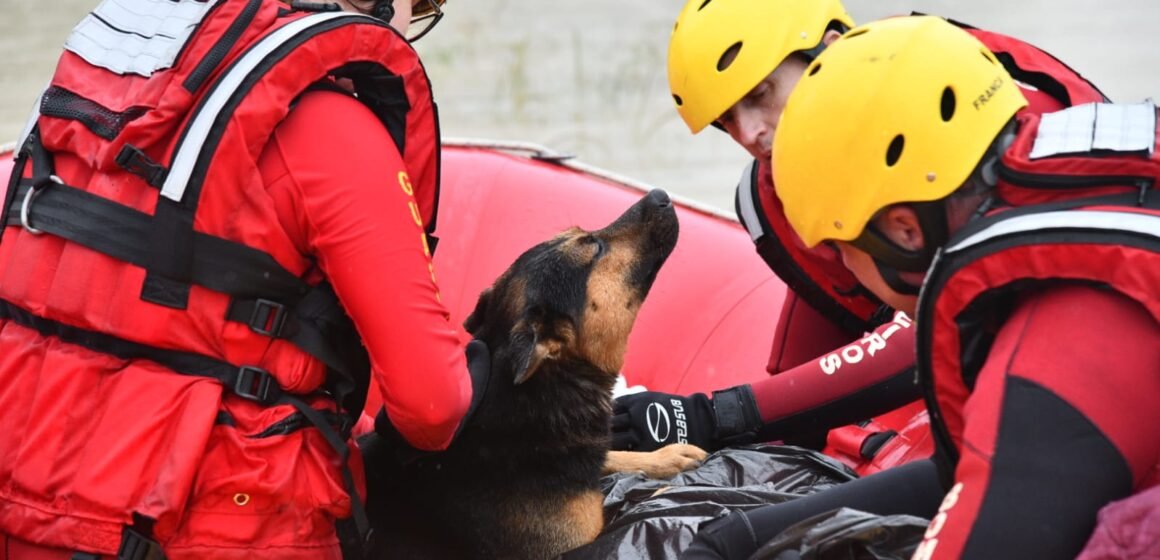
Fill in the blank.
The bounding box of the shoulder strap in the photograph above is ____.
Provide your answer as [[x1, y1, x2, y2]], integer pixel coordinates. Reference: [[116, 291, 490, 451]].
[[734, 159, 766, 243], [7, 133, 372, 421], [143, 11, 366, 308], [735, 158, 879, 335]]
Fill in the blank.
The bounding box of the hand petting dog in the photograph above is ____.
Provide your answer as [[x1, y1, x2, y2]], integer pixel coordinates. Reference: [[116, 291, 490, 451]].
[[362, 190, 707, 559]]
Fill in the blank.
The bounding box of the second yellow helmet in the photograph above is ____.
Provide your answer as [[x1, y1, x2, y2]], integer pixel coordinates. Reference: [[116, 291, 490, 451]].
[[772, 16, 1029, 249], [667, 0, 854, 134]]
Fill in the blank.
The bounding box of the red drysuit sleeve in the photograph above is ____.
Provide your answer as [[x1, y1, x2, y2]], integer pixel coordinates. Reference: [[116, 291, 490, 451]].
[[750, 311, 920, 441], [260, 90, 471, 451], [916, 285, 1160, 559]]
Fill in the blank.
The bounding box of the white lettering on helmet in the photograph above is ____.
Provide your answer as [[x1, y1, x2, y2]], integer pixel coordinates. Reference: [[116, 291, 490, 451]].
[[645, 402, 672, 443]]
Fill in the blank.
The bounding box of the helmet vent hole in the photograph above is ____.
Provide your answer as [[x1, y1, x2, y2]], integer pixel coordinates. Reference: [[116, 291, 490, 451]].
[[808, 62, 821, 76], [717, 42, 742, 71], [940, 87, 956, 122], [886, 135, 905, 167], [845, 28, 869, 39], [980, 49, 998, 65], [673, 94, 683, 106], [697, 0, 712, 11]]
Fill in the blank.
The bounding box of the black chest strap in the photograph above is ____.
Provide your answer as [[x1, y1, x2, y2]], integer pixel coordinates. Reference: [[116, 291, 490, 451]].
[[7, 135, 371, 427]]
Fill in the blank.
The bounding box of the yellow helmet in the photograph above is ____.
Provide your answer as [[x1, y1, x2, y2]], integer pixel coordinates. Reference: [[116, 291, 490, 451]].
[[667, 0, 854, 134], [772, 15, 1028, 249]]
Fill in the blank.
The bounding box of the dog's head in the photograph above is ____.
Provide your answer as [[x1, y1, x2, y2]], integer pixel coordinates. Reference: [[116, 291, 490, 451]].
[[465, 189, 679, 385]]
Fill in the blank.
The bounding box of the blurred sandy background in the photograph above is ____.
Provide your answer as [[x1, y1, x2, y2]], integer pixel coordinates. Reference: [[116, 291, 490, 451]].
[[2, 0, 1156, 210]]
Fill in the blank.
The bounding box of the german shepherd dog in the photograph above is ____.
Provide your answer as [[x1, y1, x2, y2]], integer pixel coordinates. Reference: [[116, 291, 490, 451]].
[[361, 189, 707, 559]]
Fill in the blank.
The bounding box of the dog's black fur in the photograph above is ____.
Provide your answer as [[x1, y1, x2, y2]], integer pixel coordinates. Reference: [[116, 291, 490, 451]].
[[360, 190, 679, 559]]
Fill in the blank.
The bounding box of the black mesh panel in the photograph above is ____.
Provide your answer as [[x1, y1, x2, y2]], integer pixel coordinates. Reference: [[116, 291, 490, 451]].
[[40, 86, 147, 141]]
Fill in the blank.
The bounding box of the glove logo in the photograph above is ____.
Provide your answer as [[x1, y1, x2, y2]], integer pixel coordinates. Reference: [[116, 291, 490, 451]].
[[645, 402, 672, 443]]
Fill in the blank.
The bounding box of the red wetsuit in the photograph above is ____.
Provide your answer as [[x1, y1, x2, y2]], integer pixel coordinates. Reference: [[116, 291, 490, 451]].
[[915, 285, 1160, 559], [261, 90, 471, 451], [0, 89, 471, 560], [683, 102, 1160, 560], [728, 25, 1107, 471], [0, 2, 467, 556]]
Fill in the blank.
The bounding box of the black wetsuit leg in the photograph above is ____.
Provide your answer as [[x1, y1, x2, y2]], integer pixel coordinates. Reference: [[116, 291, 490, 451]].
[[680, 459, 944, 560]]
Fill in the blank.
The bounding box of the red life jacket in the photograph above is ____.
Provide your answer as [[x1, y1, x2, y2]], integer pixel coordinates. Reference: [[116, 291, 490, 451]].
[[735, 20, 1108, 337], [0, 0, 438, 554], [916, 102, 1160, 478], [733, 21, 1109, 474]]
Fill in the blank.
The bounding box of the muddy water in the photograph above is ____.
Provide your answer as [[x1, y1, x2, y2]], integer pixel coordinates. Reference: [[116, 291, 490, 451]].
[[1, 0, 1156, 210]]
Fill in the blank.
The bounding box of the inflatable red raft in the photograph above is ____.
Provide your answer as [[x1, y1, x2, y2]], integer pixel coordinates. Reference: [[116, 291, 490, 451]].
[[1, 139, 928, 475], [423, 139, 786, 397]]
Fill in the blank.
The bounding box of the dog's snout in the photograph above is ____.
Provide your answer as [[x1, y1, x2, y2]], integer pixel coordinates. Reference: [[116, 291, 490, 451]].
[[645, 189, 672, 209]]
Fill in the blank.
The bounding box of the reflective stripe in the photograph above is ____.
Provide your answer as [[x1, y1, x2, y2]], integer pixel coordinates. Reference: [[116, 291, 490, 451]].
[[161, 11, 362, 202], [1030, 102, 1156, 159], [64, 0, 220, 77], [735, 159, 763, 242], [948, 209, 1160, 253]]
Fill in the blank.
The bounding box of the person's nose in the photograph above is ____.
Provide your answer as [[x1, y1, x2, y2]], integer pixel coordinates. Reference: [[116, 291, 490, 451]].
[[736, 110, 770, 155]]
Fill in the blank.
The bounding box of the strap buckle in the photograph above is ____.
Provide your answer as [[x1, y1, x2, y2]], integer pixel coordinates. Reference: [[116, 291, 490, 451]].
[[117, 525, 165, 560], [115, 144, 168, 189], [248, 298, 288, 337], [235, 366, 279, 405], [20, 174, 63, 235]]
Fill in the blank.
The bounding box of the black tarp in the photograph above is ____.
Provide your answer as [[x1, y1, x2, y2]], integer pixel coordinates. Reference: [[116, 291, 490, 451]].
[[563, 445, 928, 560]]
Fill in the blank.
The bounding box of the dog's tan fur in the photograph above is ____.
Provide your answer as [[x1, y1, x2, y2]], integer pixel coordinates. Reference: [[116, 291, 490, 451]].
[[606, 444, 709, 479], [366, 191, 705, 559]]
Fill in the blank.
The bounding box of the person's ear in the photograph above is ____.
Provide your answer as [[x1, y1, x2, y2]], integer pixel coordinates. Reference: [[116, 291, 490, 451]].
[[875, 205, 925, 252], [822, 29, 843, 46]]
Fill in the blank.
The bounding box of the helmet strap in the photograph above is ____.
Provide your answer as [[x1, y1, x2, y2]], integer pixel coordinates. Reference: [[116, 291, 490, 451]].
[[874, 260, 921, 296], [851, 199, 946, 273], [851, 199, 949, 295], [798, 21, 851, 61], [850, 120, 1015, 297]]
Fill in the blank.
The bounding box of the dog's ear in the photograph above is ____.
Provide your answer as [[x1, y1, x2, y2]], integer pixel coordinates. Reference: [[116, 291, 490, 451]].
[[509, 307, 571, 385], [463, 287, 493, 336]]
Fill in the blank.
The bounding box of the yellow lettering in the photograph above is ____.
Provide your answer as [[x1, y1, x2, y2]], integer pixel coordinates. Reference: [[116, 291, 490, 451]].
[[428, 262, 441, 302], [398, 171, 414, 196], [420, 232, 432, 257], [409, 201, 423, 227]]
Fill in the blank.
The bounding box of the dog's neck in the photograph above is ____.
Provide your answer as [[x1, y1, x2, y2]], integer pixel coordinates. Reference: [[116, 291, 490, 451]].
[[462, 334, 617, 444]]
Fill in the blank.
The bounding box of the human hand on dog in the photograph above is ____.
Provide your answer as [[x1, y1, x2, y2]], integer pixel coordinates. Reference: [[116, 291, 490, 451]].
[[371, 339, 492, 464], [610, 385, 763, 452]]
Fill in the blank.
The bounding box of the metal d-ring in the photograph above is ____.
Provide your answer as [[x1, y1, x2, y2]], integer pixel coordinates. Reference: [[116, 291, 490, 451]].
[[20, 174, 63, 235]]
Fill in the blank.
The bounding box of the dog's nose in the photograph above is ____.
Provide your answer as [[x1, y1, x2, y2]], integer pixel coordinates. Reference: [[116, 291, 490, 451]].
[[645, 189, 672, 208]]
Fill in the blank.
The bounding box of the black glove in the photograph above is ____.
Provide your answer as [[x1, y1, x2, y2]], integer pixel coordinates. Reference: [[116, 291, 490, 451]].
[[610, 385, 763, 452], [370, 339, 492, 464]]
